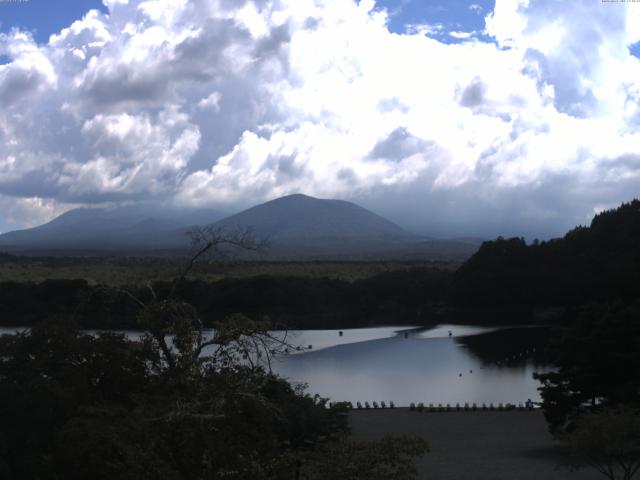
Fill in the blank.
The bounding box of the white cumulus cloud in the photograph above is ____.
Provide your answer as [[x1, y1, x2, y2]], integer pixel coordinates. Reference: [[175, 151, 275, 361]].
[[0, 0, 639, 238]]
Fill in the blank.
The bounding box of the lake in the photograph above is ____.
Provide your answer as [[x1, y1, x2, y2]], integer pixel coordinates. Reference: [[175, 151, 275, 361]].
[[270, 324, 552, 406], [0, 324, 552, 406]]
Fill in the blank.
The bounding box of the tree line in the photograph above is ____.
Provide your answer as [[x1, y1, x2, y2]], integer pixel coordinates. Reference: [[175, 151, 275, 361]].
[[451, 200, 640, 308], [3, 200, 640, 478], [0, 227, 428, 480], [452, 200, 640, 479], [0, 268, 451, 330]]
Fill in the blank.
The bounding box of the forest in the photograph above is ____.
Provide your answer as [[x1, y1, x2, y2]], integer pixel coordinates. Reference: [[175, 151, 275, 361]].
[[0, 232, 431, 479], [452, 200, 640, 308], [2, 200, 640, 479], [3, 202, 640, 330], [0, 267, 452, 329]]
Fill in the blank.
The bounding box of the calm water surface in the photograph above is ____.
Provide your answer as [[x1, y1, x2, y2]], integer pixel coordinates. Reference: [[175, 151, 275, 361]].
[[271, 324, 552, 406], [0, 324, 551, 406]]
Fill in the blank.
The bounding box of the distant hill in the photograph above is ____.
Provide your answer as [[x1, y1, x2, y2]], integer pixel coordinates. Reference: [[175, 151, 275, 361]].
[[215, 194, 411, 240], [211, 194, 480, 260], [0, 194, 482, 260], [0, 204, 225, 255], [452, 199, 640, 308]]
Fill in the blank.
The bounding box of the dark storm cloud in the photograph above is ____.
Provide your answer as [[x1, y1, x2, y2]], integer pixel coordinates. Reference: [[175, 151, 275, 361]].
[[355, 171, 640, 240], [0, 170, 62, 199]]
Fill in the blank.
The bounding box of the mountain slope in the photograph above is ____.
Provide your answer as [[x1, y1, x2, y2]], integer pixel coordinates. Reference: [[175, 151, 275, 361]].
[[214, 194, 415, 241], [0, 194, 482, 260], [0, 204, 224, 254], [212, 194, 479, 260]]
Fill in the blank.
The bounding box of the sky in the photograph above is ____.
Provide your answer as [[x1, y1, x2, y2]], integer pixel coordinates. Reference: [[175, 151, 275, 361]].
[[0, 0, 640, 239]]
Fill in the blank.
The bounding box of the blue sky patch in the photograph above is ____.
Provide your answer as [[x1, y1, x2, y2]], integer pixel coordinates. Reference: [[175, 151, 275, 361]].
[[374, 0, 495, 43], [630, 42, 640, 59], [0, 0, 107, 45]]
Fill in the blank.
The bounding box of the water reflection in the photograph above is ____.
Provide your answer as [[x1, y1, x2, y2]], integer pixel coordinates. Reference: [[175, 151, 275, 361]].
[[280, 326, 417, 353], [458, 326, 551, 366], [415, 324, 500, 339], [0, 324, 552, 406], [272, 324, 552, 406]]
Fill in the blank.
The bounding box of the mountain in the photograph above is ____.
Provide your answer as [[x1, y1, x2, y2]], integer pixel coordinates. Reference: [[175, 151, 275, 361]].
[[211, 194, 480, 260], [0, 204, 225, 255], [215, 194, 413, 240], [0, 194, 482, 260]]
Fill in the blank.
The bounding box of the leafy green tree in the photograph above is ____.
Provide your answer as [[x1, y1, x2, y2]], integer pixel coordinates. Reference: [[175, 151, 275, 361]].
[[559, 406, 640, 480], [0, 322, 158, 479], [0, 226, 427, 479], [452, 199, 640, 310], [0, 313, 353, 479], [534, 302, 640, 433]]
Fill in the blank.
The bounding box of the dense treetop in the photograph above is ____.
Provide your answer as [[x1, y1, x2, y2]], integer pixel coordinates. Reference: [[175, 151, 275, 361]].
[[452, 199, 640, 308]]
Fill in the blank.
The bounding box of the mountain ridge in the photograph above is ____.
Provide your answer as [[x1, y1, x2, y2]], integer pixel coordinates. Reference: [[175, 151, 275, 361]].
[[213, 193, 418, 241], [0, 194, 481, 260], [0, 204, 225, 252]]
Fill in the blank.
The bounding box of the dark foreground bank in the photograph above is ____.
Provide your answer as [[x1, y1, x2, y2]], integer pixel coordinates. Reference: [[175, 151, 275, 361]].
[[349, 409, 601, 480]]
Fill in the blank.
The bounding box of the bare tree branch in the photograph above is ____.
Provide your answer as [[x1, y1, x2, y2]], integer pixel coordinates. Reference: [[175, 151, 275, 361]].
[[169, 225, 269, 299]]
